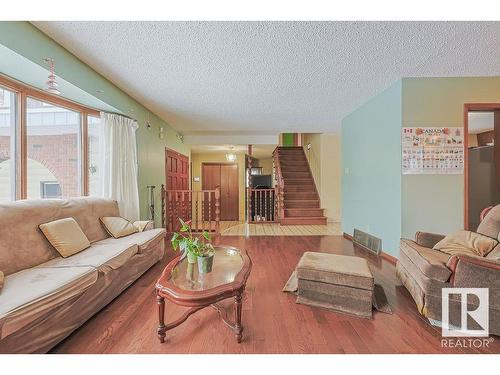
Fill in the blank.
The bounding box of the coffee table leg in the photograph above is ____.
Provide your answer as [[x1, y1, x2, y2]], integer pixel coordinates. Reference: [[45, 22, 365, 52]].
[[157, 294, 166, 343], [234, 292, 243, 343]]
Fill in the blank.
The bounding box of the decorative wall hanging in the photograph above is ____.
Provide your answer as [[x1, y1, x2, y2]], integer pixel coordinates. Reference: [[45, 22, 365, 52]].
[[402, 127, 464, 175], [43, 58, 60, 95]]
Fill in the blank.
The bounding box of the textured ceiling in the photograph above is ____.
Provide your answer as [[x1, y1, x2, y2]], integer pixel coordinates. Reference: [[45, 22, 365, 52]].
[[33, 21, 500, 135]]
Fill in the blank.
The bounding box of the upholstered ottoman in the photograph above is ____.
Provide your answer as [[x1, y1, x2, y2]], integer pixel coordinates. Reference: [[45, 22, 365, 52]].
[[296, 252, 374, 319]]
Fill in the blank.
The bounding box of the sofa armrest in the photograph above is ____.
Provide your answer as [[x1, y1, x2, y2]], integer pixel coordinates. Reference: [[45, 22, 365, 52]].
[[447, 254, 500, 309], [415, 231, 445, 248]]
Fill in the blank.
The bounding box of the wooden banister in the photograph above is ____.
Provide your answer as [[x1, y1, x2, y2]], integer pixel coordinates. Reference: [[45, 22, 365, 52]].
[[160, 187, 220, 235], [272, 147, 285, 222]]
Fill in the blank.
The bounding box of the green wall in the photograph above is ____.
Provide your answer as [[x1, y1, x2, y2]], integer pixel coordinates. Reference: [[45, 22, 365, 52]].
[[401, 77, 500, 238], [282, 133, 295, 146], [0, 21, 190, 225], [341, 81, 402, 256]]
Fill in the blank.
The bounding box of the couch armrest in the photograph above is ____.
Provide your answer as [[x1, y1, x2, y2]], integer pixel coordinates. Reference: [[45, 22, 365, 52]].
[[447, 255, 500, 308], [415, 231, 445, 248]]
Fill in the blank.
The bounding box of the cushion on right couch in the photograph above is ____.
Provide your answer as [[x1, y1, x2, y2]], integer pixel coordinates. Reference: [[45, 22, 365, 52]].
[[433, 230, 498, 257]]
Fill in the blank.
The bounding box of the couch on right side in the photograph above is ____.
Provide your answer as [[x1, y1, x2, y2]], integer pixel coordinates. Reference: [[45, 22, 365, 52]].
[[397, 205, 500, 336]]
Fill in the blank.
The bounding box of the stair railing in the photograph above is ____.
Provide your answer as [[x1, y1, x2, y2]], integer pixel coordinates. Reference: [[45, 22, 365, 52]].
[[272, 147, 285, 222], [161, 184, 220, 234]]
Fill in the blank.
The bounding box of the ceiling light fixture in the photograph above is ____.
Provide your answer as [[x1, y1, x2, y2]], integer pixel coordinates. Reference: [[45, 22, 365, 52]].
[[226, 146, 237, 162], [43, 58, 60, 95]]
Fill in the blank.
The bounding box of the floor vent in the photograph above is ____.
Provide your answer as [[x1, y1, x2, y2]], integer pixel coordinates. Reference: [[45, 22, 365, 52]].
[[353, 229, 382, 255]]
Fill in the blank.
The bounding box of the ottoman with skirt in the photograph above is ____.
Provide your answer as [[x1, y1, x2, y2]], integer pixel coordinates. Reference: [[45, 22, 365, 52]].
[[296, 252, 375, 319]]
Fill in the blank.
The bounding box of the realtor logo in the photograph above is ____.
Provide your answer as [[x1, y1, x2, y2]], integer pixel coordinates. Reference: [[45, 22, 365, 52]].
[[441, 288, 489, 337]]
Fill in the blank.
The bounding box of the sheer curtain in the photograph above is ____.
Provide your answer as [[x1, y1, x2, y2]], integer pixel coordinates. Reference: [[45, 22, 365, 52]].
[[99, 112, 140, 221]]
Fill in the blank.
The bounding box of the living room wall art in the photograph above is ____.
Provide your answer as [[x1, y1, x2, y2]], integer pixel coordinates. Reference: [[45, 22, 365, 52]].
[[402, 127, 464, 174]]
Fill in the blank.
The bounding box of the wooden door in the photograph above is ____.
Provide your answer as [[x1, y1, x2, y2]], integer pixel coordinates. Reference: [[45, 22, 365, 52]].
[[202, 163, 239, 221], [165, 149, 189, 231], [166, 149, 189, 190], [220, 164, 239, 220]]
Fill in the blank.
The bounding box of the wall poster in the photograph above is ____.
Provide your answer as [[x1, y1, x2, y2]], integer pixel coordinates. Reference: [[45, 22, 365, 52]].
[[402, 127, 464, 175]]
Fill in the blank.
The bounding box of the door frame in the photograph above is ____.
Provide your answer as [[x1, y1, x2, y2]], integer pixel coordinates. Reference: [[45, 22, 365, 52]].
[[201, 162, 239, 221], [463, 103, 500, 229]]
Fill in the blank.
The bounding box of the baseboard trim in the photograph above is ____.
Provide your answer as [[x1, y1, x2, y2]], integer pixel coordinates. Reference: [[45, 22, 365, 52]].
[[342, 232, 397, 265]]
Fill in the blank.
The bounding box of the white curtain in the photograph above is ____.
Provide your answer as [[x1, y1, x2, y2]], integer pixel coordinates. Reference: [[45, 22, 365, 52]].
[[99, 112, 140, 221]]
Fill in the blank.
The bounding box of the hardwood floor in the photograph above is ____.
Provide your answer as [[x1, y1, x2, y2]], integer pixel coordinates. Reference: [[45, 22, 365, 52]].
[[51, 236, 499, 354], [220, 221, 341, 236]]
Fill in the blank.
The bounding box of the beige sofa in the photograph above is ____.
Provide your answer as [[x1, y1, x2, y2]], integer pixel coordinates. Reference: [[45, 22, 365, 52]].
[[0, 197, 166, 353], [397, 205, 500, 336]]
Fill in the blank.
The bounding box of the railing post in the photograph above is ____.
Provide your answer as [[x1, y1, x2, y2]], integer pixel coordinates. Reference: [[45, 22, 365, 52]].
[[160, 184, 165, 228], [215, 187, 221, 235]]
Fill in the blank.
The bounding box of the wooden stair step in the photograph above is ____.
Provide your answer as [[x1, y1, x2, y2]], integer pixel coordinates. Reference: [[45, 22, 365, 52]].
[[284, 192, 319, 199], [285, 208, 324, 217], [285, 200, 320, 208], [280, 216, 328, 225]]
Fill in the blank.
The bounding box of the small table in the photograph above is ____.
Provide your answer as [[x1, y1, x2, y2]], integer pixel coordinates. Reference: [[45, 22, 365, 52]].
[[155, 246, 252, 343]]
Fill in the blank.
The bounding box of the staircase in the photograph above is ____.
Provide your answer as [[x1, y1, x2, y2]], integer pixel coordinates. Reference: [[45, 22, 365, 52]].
[[274, 146, 327, 225]]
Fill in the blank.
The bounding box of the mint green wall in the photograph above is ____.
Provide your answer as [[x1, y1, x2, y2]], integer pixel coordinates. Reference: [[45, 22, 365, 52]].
[[341, 81, 402, 256], [0, 21, 190, 225], [401, 77, 500, 238]]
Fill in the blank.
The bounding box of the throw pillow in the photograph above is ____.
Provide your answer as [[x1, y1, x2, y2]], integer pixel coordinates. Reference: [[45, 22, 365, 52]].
[[133, 220, 154, 232], [433, 230, 498, 257], [100, 217, 138, 239], [39, 218, 91, 258]]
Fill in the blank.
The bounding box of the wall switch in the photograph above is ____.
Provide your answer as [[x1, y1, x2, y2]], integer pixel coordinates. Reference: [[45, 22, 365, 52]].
[[344, 167, 350, 175]]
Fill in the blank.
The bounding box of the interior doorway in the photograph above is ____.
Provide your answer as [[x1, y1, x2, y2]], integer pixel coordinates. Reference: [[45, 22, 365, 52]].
[[464, 105, 500, 230], [202, 163, 239, 220]]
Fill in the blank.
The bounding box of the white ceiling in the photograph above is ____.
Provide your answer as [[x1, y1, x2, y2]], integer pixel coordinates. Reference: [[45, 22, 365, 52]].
[[33, 22, 500, 135]]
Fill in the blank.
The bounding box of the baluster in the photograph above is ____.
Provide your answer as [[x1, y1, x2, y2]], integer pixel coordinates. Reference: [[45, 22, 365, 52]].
[[195, 191, 199, 232], [167, 191, 172, 232], [215, 187, 220, 235], [264, 190, 268, 221], [189, 191, 192, 222], [161, 184, 165, 228], [208, 190, 212, 233], [181, 191, 185, 223]]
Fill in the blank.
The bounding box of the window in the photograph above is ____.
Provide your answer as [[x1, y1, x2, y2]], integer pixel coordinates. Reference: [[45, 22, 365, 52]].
[[40, 181, 62, 199], [26, 97, 81, 199], [88, 115, 103, 196], [0, 86, 17, 201], [0, 75, 101, 201]]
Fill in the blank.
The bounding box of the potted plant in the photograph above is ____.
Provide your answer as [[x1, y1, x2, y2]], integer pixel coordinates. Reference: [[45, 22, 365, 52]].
[[196, 242, 215, 274], [171, 219, 213, 268]]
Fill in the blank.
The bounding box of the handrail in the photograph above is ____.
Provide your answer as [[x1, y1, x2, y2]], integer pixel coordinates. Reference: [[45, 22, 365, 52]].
[[303, 144, 321, 194], [160, 185, 220, 234], [248, 187, 278, 222], [272, 147, 285, 222]]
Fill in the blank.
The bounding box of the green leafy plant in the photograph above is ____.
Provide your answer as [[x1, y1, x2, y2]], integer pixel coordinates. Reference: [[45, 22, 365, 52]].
[[171, 219, 214, 257]]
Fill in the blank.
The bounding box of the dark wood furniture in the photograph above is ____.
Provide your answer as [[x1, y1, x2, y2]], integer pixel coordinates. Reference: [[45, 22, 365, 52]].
[[155, 246, 252, 344]]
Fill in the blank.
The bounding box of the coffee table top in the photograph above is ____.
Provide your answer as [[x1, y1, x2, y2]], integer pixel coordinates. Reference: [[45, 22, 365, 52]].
[[156, 246, 252, 304]]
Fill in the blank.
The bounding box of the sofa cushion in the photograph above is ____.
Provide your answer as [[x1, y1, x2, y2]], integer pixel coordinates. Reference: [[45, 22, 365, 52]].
[[39, 218, 91, 258], [400, 239, 451, 282], [0, 271, 3, 292], [296, 252, 374, 290], [100, 217, 138, 239], [0, 198, 120, 276], [95, 228, 166, 254], [37, 241, 139, 274], [0, 266, 97, 323], [433, 230, 498, 257], [477, 204, 500, 239]]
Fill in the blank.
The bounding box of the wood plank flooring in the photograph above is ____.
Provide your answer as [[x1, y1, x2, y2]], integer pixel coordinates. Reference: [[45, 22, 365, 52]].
[[50, 236, 499, 354], [220, 221, 341, 236]]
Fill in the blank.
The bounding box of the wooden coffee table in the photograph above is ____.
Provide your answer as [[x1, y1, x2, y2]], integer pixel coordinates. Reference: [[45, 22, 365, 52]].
[[155, 246, 252, 343]]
